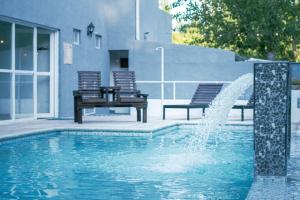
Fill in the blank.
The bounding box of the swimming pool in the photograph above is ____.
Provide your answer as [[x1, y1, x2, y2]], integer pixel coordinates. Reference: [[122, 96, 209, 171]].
[[0, 125, 253, 199]]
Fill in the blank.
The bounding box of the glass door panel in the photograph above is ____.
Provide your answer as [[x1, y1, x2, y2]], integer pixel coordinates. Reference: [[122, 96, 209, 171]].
[[37, 28, 52, 116], [0, 21, 12, 70], [15, 25, 33, 71], [37, 28, 50, 72], [37, 76, 50, 113], [0, 73, 12, 120], [15, 74, 33, 119]]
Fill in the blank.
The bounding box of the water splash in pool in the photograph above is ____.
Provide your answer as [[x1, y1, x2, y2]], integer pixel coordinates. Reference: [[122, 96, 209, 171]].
[[188, 73, 254, 151]]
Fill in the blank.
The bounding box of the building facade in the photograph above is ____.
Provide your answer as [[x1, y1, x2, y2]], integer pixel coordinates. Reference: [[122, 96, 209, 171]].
[[0, 0, 252, 122]]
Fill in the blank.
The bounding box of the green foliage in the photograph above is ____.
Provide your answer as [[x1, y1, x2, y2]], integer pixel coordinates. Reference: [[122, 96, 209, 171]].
[[171, 0, 300, 61], [173, 24, 204, 45], [159, 0, 171, 13], [293, 79, 300, 85]]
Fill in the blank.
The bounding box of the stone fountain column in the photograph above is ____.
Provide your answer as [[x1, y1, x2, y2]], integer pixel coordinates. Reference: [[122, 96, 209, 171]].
[[254, 62, 291, 176]]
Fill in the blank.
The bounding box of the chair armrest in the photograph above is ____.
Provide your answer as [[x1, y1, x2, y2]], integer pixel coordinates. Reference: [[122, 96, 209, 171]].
[[136, 90, 148, 97], [73, 90, 83, 104], [74, 89, 102, 94], [137, 93, 148, 100], [73, 90, 81, 97], [73, 90, 104, 99], [99, 86, 120, 92]]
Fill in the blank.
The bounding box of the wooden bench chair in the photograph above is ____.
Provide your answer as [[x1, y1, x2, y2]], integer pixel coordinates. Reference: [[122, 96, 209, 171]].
[[113, 71, 148, 123], [73, 71, 148, 123], [73, 71, 106, 123], [163, 83, 223, 120]]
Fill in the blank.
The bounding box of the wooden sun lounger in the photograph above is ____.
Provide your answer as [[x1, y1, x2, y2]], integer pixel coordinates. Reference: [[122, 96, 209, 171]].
[[163, 83, 223, 120], [232, 94, 254, 121]]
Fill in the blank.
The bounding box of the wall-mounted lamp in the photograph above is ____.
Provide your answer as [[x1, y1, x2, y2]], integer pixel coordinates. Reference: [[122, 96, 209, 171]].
[[0, 40, 4, 44], [87, 22, 95, 37], [144, 32, 150, 40]]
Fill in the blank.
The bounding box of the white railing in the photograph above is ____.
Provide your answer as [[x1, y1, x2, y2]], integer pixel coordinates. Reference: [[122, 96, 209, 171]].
[[136, 80, 232, 100]]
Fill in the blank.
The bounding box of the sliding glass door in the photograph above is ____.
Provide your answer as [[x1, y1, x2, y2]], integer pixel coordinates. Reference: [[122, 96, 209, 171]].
[[37, 28, 52, 117], [0, 20, 56, 122], [0, 21, 12, 120], [15, 24, 34, 119]]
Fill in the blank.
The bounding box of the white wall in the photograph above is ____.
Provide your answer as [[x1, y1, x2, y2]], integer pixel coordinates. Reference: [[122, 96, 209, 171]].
[[292, 90, 300, 124]]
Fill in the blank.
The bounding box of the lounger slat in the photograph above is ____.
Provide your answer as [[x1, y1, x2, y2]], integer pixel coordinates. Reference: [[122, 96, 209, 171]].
[[191, 83, 223, 105]]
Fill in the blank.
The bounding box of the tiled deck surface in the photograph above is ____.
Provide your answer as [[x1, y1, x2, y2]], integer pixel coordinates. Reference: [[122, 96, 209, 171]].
[[247, 125, 300, 200], [0, 115, 176, 140], [287, 128, 300, 199], [0, 115, 253, 140]]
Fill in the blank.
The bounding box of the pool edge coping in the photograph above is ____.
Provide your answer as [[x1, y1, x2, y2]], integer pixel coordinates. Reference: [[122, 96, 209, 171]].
[[0, 121, 253, 142]]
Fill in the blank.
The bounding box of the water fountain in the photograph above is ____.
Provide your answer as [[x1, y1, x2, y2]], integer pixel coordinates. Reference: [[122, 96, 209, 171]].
[[189, 73, 254, 151], [253, 62, 291, 177], [188, 62, 291, 177]]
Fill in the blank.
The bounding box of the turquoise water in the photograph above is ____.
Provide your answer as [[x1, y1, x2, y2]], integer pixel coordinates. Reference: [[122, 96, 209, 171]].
[[0, 126, 253, 199]]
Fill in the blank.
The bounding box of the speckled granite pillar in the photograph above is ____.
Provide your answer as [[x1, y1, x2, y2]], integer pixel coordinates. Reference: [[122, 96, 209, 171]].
[[254, 62, 291, 176]]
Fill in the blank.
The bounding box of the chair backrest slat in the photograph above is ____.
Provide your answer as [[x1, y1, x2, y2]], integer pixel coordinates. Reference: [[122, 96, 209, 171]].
[[190, 83, 223, 105], [78, 71, 101, 99], [113, 71, 137, 97]]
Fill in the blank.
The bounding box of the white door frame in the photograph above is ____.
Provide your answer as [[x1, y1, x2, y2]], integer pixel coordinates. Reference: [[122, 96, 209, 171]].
[[0, 19, 58, 123], [37, 29, 57, 118]]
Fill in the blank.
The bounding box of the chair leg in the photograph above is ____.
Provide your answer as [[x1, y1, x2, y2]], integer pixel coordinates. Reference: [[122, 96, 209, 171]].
[[163, 107, 166, 120], [74, 96, 78, 122], [187, 108, 190, 120], [143, 108, 147, 123], [74, 99, 78, 123], [74, 109, 78, 122], [137, 108, 141, 122], [241, 108, 244, 121], [78, 107, 83, 124]]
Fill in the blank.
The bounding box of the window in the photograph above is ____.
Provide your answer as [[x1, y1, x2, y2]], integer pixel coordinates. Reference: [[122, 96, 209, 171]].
[[0, 21, 12, 70], [73, 29, 81, 45], [0, 73, 12, 120], [95, 34, 102, 49], [37, 28, 51, 72], [120, 58, 128, 68], [15, 25, 34, 71]]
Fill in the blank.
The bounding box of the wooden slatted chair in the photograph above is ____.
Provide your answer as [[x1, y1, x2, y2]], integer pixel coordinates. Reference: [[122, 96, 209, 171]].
[[113, 71, 148, 122], [233, 94, 254, 121], [163, 83, 223, 120], [73, 71, 106, 123]]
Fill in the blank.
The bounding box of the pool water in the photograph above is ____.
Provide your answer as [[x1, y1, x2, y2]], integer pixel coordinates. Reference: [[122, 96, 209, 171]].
[[0, 126, 253, 199]]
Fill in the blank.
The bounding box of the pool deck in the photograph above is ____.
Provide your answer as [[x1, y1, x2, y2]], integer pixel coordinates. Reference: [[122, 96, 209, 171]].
[[0, 115, 253, 140], [247, 126, 300, 199]]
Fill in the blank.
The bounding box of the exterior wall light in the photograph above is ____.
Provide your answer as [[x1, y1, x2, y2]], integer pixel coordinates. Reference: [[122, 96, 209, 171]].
[[87, 22, 95, 37], [144, 32, 150, 40]]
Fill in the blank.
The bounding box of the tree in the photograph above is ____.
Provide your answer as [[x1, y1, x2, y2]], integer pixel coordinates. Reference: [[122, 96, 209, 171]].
[[172, 22, 218, 48], [159, 0, 171, 12], [171, 0, 300, 61]]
